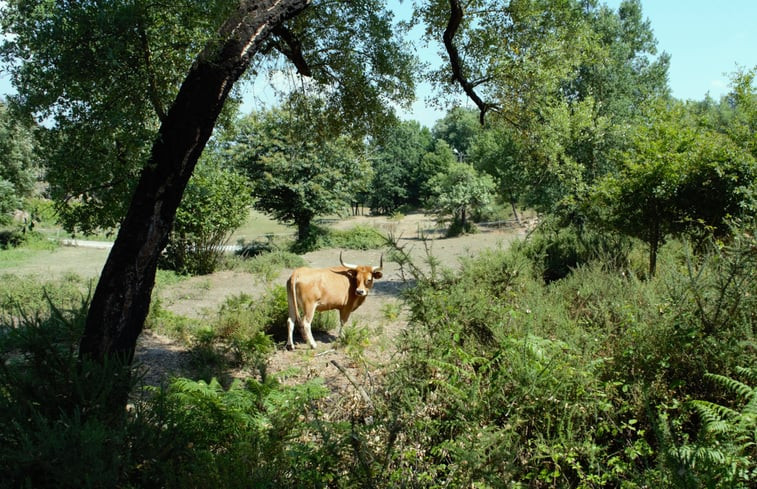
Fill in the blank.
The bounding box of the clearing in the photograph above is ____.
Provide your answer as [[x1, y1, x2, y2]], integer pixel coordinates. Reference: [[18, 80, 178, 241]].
[[5, 212, 531, 404], [140, 212, 530, 406]]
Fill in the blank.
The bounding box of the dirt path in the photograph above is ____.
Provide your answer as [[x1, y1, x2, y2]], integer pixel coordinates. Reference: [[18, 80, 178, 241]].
[[137, 213, 529, 399]]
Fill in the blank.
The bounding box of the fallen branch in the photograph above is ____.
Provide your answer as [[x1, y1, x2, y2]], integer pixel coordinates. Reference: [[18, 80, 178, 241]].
[[330, 359, 374, 411]]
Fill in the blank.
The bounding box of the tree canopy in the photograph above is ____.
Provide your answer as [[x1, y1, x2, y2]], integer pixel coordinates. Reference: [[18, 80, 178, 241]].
[[0, 102, 38, 223], [0, 0, 415, 234], [589, 99, 757, 275]]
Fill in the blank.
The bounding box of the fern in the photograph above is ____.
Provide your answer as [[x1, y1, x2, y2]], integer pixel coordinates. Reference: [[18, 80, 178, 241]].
[[669, 367, 757, 488]]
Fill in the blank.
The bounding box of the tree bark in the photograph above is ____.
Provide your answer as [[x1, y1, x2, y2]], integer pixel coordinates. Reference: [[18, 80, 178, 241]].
[[296, 215, 312, 242], [79, 0, 310, 370], [648, 224, 660, 277], [510, 200, 521, 227]]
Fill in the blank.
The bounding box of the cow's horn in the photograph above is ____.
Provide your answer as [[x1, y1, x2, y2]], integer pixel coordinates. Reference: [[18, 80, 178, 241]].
[[372, 253, 383, 272], [340, 251, 357, 270]]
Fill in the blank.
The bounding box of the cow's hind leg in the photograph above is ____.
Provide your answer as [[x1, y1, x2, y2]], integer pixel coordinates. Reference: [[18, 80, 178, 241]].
[[302, 303, 318, 349], [286, 317, 296, 350], [286, 277, 298, 350]]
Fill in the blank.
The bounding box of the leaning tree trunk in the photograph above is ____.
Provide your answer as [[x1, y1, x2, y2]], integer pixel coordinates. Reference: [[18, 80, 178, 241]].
[[79, 0, 310, 376]]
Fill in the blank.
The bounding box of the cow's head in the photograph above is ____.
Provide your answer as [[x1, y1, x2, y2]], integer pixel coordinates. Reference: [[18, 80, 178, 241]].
[[340, 251, 383, 296]]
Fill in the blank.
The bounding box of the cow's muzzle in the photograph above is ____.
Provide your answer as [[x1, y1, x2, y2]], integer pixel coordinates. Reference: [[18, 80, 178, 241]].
[[355, 289, 367, 296]]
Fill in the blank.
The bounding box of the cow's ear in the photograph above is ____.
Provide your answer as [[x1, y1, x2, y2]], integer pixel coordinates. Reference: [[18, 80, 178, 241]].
[[373, 271, 383, 279]]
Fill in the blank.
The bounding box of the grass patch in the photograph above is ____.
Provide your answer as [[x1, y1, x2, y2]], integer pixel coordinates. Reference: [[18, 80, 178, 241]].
[[222, 249, 307, 281], [228, 209, 293, 243], [0, 272, 92, 318], [0, 231, 58, 267]]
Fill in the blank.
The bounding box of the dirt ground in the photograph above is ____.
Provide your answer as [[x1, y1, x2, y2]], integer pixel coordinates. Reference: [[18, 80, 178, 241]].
[[136, 212, 531, 401]]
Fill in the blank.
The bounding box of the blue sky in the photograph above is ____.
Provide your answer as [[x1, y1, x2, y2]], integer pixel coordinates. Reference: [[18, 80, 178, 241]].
[[607, 0, 756, 100], [2, 1, 755, 128]]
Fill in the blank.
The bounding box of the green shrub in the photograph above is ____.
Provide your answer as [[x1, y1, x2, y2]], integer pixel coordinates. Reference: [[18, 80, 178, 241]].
[[0, 298, 348, 488], [144, 297, 204, 343], [0, 298, 135, 489], [668, 367, 757, 488], [376, 227, 756, 487], [0, 273, 91, 318], [336, 322, 375, 361], [160, 164, 252, 275], [129, 375, 337, 489], [291, 224, 386, 253], [223, 249, 306, 281], [518, 219, 633, 282]]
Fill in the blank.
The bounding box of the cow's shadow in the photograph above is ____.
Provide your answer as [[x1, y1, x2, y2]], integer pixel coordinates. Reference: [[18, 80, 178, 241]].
[[269, 325, 338, 347]]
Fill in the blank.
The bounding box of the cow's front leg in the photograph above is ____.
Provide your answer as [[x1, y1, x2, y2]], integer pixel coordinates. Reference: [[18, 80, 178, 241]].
[[338, 309, 351, 339]]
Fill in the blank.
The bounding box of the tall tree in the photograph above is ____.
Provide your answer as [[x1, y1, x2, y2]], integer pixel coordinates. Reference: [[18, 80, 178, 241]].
[[415, 0, 669, 215], [431, 106, 480, 158], [1, 0, 415, 404], [231, 100, 372, 241], [427, 160, 495, 235], [468, 124, 524, 223]]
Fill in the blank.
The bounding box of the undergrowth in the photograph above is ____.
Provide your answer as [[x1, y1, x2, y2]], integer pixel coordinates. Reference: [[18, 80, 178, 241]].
[[1, 222, 755, 487]]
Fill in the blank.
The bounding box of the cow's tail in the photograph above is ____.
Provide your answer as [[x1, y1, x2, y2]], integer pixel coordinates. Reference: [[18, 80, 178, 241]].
[[286, 273, 301, 327]]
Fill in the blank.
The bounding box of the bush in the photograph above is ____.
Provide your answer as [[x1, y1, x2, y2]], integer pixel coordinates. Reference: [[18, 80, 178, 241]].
[[518, 219, 634, 282], [290, 224, 386, 253], [130, 376, 337, 488], [667, 367, 757, 488], [375, 227, 756, 486], [222, 249, 306, 281], [160, 164, 252, 275], [0, 295, 345, 488], [0, 272, 91, 318], [3, 219, 754, 488], [0, 297, 136, 489]]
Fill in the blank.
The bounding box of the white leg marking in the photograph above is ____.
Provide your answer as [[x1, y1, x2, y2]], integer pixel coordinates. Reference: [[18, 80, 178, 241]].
[[286, 317, 296, 350]]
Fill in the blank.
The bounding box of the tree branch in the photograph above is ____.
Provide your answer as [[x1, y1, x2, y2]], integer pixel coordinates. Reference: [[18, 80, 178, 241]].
[[272, 24, 312, 76], [136, 14, 167, 122], [443, 0, 493, 125]]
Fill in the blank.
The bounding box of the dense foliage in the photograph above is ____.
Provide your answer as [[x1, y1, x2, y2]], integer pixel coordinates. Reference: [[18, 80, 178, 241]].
[[426, 160, 495, 235], [1, 0, 756, 486], [368, 120, 435, 214], [0, 101, 39, 224]]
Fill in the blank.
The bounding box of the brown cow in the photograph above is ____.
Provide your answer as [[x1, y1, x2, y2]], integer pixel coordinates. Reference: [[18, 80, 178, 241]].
[[286, 252, 383, 350]]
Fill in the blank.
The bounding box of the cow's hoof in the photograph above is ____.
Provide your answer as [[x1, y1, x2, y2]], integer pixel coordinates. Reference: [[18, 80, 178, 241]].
[[286, 343, 295, 351], [309, 342, 318, 349]]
